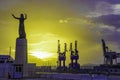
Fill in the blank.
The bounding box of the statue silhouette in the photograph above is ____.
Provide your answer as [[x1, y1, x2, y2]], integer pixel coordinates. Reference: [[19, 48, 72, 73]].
[[12, 14, 27, 38]]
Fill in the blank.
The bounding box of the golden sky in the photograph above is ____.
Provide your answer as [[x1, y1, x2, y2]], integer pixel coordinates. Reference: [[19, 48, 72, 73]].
[[1, 0, 119, 66]]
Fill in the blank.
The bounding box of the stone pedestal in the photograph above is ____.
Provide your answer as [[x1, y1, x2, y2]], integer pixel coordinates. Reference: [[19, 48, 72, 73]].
[[15, 38, 27, 64], [15, 38, 28, 77]]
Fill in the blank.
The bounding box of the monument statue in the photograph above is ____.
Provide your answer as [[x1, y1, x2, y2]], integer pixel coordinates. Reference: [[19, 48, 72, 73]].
[[13, 13, 28, 77], [12, 14, 27, 38]]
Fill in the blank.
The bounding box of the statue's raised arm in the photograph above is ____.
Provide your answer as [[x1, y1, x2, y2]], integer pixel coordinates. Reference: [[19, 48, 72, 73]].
[[24, 14, 27, 20], [12, 14, 19, 19]]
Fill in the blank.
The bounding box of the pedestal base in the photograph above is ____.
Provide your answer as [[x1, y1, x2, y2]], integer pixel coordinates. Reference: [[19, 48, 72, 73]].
[[15, 38, 28, 77]]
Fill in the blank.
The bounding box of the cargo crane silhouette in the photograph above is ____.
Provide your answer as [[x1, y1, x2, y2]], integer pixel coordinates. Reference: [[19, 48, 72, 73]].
[[101, 39, 120, 65], [57, 40, 67, 70], [69, 40, 80, 70]]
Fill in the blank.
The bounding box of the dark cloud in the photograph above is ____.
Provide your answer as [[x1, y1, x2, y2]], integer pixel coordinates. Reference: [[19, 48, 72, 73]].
[[102, 31, 120, 52], [87, 0, 120, 4], [90, 14, 120, 50], [103, 0, 120, 4], [100, 28, 120, 42], [107, 32, 120, 42], [92, 14, 120, 29], [63, 0, 120, 17]]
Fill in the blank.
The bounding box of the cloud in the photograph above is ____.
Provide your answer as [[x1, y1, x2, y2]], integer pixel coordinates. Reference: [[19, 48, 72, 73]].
[[112, 4, 120, 15], [89, 23, 120, 52], [92, 14, 120, 29], [88, 1, 113, 17], [28, 33, 67, 54], [104, 0, 120, 4], [99, 24, 116, 32], [59, 19, 68, 23], [89, 2, 120, 48], [88, 1, 120, 17], [117, 28, 120, 32]]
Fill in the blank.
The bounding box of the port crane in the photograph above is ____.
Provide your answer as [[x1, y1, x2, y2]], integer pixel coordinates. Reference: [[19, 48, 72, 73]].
[[101, 39, 120, 65], [69, 40, 80, 70], [57, 40, 67, 70]]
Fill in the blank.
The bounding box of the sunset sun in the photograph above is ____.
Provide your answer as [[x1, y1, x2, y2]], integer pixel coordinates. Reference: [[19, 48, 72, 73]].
[[29, 50, 54, 60]]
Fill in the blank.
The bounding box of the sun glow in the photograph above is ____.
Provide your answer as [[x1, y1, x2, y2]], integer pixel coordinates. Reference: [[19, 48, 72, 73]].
[[29, 51, 55, 60]]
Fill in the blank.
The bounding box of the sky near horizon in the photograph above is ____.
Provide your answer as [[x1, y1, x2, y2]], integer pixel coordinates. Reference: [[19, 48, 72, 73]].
[[0, 0, 120, 66]]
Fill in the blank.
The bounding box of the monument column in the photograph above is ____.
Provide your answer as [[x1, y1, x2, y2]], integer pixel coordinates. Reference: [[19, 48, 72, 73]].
[[15, 38, 27, 65]]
